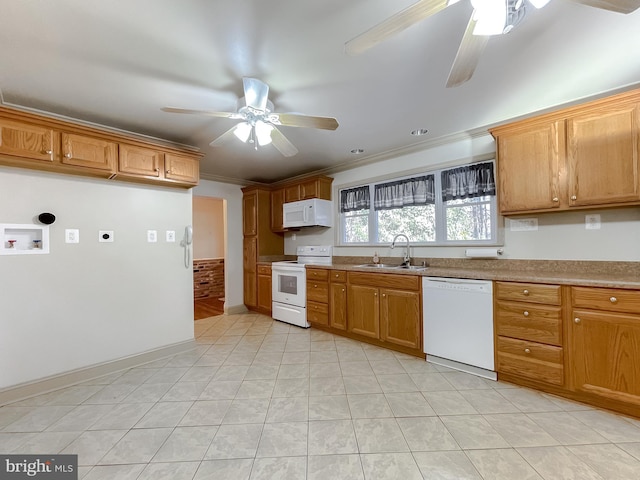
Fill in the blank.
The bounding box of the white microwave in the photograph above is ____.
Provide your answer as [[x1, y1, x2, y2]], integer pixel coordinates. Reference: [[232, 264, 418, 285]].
[[283, 198, 333, 228]]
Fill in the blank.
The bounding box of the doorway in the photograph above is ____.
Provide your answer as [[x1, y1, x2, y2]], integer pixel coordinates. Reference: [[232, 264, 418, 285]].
[[192, 196, 226, 319]]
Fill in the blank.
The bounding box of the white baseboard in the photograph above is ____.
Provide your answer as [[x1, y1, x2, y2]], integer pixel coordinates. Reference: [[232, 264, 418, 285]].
[[0, 339, 196, 407], [225, 304, 248, 315]]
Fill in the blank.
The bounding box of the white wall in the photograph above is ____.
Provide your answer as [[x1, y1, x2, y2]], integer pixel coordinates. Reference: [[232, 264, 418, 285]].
[[193, 196, 225, 259], [0, 167, 194, 389], [193, 179, 244, 311], [285, 134, 640, 262]]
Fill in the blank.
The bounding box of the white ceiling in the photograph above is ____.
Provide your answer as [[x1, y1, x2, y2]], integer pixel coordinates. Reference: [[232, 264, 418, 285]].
[[1, 0, 639, 183]]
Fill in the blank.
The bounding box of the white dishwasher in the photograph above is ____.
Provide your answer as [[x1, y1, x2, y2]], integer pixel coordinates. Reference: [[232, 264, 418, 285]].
[[423, 277, 496, 380]]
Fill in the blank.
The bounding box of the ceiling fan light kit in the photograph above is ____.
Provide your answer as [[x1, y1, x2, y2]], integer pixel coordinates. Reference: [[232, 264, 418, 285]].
[[345, 0, 638, 87], [162, 77, 338, 157]]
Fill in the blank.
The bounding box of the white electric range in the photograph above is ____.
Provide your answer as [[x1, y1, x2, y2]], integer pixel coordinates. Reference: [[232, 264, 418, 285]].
[[271, 245, 333, 328]]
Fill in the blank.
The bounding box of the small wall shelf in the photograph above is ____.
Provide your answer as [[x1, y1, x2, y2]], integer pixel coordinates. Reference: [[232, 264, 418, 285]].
[[1, 223, 50, 255]]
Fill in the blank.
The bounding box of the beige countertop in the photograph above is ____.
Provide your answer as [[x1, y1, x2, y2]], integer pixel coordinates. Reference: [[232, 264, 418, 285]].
[[261, 256, 640, 289]]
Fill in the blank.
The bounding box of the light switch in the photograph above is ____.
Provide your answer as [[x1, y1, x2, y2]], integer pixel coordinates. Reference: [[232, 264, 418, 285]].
[[509, 218, 538, 231], [147, 230, 157, 243], [65, 229, 80, 243], [166, 230, 176, 242]]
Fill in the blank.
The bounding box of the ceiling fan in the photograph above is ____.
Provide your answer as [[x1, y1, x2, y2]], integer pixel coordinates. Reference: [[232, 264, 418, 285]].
[[345, 0, 639, 88], [162, 77, 339, 157]]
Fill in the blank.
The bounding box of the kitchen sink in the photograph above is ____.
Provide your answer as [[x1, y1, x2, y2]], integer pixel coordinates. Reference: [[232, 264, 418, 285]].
[[357, 264, 428, 271], [357, 263, 397, 268]]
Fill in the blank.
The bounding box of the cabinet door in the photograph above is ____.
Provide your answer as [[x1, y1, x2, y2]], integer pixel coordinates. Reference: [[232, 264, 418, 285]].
[[347, 284, 379, 338], [244, 271, 257, 308], [496, 122, 562, 213], [570, 309, 640, 406], [243, 192, 258, 236], [270, 188, 285, 232], [61, 132, 116, 172], [164, 153, 199, 185], [567, 104, 640, 206], [285, 184, 301, 202], [0, 118, 55, 162], [119, 144, 162, 177], [380, 289, 421, 349], [243, 237, 257, 272], [330, 282, 347, 331], [257, 274, 272, 312], [300, 179, 318, 199]]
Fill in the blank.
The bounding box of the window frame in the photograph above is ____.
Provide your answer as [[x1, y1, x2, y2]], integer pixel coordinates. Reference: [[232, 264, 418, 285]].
[[337, 161, 500, 247]]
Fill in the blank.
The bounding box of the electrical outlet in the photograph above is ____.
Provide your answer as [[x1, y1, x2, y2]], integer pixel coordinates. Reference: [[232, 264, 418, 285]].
[[585, 214, 601, 230], [166, 230, 176, 242], [509, 218, 538, 231], [147, 230, 157, 243], [65, 229, 79, 244], [99, 230, 114, 242]]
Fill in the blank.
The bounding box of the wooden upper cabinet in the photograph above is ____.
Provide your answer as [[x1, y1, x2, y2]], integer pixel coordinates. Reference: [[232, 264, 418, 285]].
[[496, 122, 562, 214], [243, 192, 258, 236], [270, 188, 286, 232], [566, 103, 640, 207], [164, 153, 199, 185], [61, 132, 117, 172], [491, 88, 640, 215], [118, 144, 163, 178], [285, 184, 301, 202], [0, 118, 55, 163]]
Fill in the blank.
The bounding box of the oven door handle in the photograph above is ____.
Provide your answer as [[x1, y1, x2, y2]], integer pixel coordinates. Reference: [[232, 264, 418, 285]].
[[272, 265, 305, 273]]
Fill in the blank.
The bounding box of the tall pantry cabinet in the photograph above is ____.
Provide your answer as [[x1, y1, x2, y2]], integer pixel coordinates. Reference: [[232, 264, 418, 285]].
[[241, 186, 283, 311]]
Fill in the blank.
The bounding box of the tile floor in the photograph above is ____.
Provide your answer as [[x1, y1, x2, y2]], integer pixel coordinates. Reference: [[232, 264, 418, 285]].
[[2, 312, 640, 479]]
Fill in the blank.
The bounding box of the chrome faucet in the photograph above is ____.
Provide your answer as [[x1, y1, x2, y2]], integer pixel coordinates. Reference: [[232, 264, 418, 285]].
[[391, 234, 411, 267]]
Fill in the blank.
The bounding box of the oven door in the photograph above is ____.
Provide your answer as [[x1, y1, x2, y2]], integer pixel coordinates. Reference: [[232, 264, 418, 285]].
[[272, 264, 306, 307]]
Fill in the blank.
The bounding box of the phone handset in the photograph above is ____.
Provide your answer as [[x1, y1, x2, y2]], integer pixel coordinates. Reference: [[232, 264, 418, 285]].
[[182, 225, 193, 268]]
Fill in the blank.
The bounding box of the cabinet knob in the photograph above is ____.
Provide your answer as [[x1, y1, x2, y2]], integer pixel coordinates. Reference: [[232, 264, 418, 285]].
[[166, 169, 171, 174], [65, 152, 72, 158], [523, 289, 529, 295], [335, 274, 339, 277], [552, 197, 559, 202], [374, 292, 377, 297], [314, 284, 318, 288], [382, 293, 386, 297], [342, 288, 345, 292], [154, 167, 159, 172], [571, 195, 577, 201], [523, 311, 529, 317], [610, 296, 617, 303], [574, 317, 581, 324], [524, 348, 531, 354], [44, 150, 53, 155]]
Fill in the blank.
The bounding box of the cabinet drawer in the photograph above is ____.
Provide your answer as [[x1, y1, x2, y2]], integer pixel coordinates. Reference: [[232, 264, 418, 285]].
[[257, 264, 271, 275], [330, 270, 347, 283], [348, 271, 420, 291], [307, 281, 329, 303], [306, 268, 329, 281], [307, 301, 329, 326], [496, 282, 561, 305], [496, 336, 564, 386], [495, 301, 562, 346], [572, 286, 640, 314]]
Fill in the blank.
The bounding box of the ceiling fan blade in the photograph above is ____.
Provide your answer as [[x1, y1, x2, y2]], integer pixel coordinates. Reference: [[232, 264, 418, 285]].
[[345, 0, 451, 55], [209, 124, 242, 147], [162, 107, 242, 119], [446, 13, 490, 88], [270, 126, 299, 157], [270, 113, 339, 130], [569, 0, 640, 14], [243, 77, 270, 111]]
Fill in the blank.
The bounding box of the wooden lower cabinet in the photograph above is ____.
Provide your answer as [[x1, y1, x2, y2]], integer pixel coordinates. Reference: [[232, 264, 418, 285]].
[[347, 284, 380, 338], [330, 281, 347, 331], [497, 282, 640, 418], [244, 271, 257, 308], [256, 265, 272, 315], [380, 288, 421, 349]]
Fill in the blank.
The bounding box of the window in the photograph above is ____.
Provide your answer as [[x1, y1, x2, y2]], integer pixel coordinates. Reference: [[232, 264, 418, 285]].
[[339, 161, 497, 246]]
